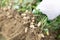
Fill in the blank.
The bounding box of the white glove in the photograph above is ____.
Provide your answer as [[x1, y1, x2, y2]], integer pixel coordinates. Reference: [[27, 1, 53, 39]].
[[34, 0, 60, 20]]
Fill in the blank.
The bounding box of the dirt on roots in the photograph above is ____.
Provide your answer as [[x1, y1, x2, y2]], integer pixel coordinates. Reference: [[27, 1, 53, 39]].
[[0, 8, 57, 40]]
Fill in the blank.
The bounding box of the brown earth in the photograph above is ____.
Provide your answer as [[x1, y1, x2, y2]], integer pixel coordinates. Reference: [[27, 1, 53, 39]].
[[0, 8, 57, 40]]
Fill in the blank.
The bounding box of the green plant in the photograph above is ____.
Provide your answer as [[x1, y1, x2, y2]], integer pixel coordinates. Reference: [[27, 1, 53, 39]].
[[33, 9, 60, 35], [0, 0, 10, 7]]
